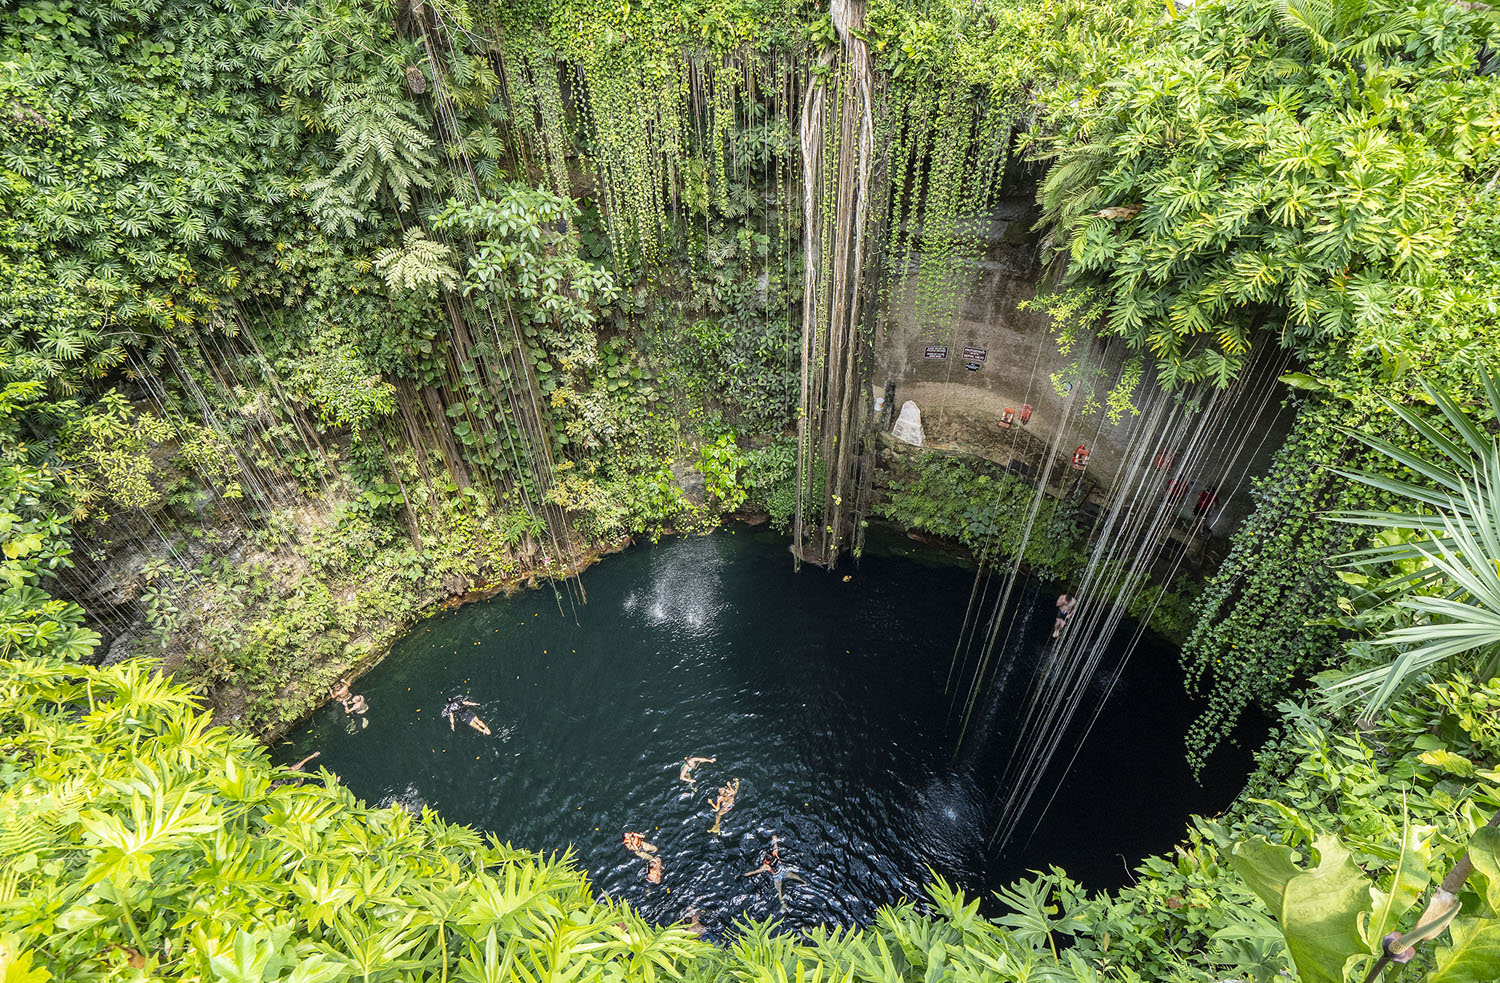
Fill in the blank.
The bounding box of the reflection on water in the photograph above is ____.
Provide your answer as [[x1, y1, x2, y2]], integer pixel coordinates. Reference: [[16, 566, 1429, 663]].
[[379, 782, 428, 815], [278, 527, 1250, 935]]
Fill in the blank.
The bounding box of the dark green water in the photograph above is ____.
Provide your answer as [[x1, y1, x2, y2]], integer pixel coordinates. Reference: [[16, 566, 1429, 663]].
[[277, 526, 1250, 935]]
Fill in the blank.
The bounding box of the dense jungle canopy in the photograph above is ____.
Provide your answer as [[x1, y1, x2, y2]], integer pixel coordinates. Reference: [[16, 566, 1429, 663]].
[[10, 0, 1500, 980]]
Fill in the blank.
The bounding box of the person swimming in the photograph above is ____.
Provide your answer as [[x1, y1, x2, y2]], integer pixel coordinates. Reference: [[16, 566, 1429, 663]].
[[707, 778, 740, 835], [645, 856, 663, 884], [332, 681, 369, 719], [740, 835, 804, 911], [442, 695, 491, 735], [622, 830, 658, 860], [679, 755, 716, 785], [270, 751, 323, 789], [1052, 593, 1077, 639]]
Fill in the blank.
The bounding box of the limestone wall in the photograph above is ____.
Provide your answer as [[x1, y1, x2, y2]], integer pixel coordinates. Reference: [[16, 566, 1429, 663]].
[[871, 197, 1293, 537]]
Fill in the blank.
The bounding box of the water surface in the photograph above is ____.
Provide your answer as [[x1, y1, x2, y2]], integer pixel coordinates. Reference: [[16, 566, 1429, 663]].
[[278, 527, 1250, 935]]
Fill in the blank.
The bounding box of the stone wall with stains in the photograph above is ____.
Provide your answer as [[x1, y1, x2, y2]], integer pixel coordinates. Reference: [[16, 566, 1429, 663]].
[[870, 196, 1293, 537]]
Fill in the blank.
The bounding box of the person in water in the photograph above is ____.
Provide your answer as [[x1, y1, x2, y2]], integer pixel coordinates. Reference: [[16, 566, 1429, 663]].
[[740, 835, 805, 911], [645, 856, 663, 884], [271, 750, 324, 789], [708, 777, 740, 835], [1052, 593, 1077, 639], [681, 909, 707, 938], [442, 695, 491, 735], [679, 755, 716, 786], [332, 680, 368, 714], [622, 831, 658, 860]]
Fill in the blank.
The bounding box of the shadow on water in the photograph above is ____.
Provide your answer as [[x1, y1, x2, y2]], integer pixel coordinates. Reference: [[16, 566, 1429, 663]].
[[277, 525, 1257, 937]]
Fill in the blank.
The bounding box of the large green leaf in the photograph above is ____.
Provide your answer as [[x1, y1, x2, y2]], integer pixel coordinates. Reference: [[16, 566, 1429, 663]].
[[1230, 836, 1300, 913], [1365, 820, 1432, 947], [1232, 836, 1371, 983], [1280, 837, 1370, 983], [1430, 916, 1500, 983], [1467, 826, 1500, 912]]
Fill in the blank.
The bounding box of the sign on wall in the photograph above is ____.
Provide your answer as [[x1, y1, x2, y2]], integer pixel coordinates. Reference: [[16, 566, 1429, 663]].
[[961, 345, 987, 362], [923, 345, 949, 359]]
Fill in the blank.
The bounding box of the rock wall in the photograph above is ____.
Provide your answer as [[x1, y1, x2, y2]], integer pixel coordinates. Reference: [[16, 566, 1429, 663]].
[[872, 195, 1292, 537]]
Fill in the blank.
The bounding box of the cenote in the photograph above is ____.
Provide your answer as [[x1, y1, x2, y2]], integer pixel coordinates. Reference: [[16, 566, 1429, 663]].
[[279, 526, 1253, 936]]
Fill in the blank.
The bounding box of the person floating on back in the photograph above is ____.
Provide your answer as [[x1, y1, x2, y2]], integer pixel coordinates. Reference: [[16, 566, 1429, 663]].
[[740, 835, 805, 911], [442, 695, 491, 735], [679, 754, 716, 786], [1052, 594, 1077, 639], [707, 777, 740, 835]]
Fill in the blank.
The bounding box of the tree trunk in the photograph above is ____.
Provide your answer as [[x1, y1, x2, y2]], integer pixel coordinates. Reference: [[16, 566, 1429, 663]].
[[793, 0, 877, 570]]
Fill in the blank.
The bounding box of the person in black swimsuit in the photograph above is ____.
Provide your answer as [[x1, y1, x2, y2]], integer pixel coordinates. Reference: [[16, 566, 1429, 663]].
[[442, 695, 491, 735]]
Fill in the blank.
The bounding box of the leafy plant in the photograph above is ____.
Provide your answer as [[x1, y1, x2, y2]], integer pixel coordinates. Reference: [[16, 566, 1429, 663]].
[[1325, 373, 1500, 720]]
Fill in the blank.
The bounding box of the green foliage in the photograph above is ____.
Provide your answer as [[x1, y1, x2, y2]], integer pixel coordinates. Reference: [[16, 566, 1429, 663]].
[[1034, 0, 1500, 386], [1184, 399, 1376, 770], [281, 336, 396, 438], [1315, 371, 1500, 721], [1125, 575, 1202, 645], [0, 657, 709, 982], [740, 436, 798, 530], [1230, 834, 1373, 983], [677, 315, 797, 431], [56, 391, 173, 516], [1426, 675, 1500, 762], [876, 451, 1086, 575], [0, 461, 97, 662], [696, 434, 747, 513]]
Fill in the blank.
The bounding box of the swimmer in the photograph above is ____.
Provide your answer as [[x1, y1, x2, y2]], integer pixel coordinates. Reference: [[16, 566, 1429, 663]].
[[442, 695, 491, 734], [645, 856, 663, 884], [740, 836, 804, 911], [681, 909, 707, 938], [1052, 593, 1077, 639], [270, 750, 323, 788], [679, 755, 716, 785], [343, 693, 369, 715], [707, 777, 740, 835], [622, 831, 658, 860], [330, 679, 351, 702], [739, 834, 782, 875]]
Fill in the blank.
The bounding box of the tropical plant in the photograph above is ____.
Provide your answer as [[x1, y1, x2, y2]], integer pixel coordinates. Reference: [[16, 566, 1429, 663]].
[[1322, 373, 1500, 719], [1032, 0, 1500, 386]]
